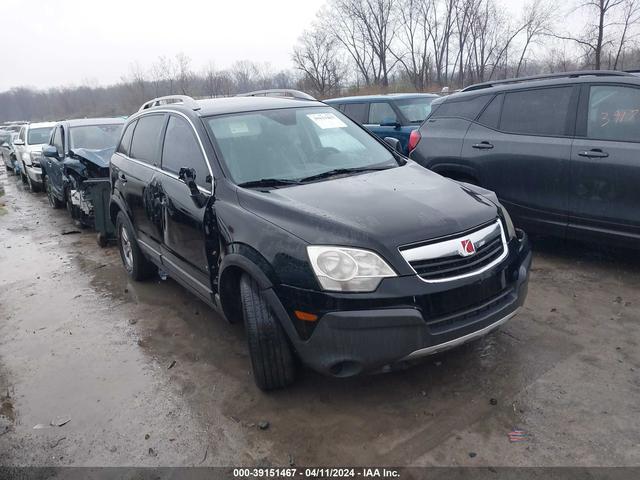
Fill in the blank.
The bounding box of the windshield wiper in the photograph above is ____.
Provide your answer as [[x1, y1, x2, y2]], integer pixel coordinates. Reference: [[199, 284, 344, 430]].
[[298, 166, 393, 183], [237, 178, 301, 189]]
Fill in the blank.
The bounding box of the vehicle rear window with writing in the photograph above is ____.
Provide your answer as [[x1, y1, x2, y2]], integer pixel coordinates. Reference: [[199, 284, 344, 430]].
[[588, 85, 640, 142]]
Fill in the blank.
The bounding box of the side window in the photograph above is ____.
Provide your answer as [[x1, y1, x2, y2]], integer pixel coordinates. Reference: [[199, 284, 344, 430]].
[[500, 87, 573, 136], [477, 94, 503, 129], [162, 115, 210, 189], [130, 114, 165, 165], [587, 85, 640, 142], [117, 121, 136, 157], [18, 127, 26, 142], [53, 127, 64, 156], [431, 95, 492, 120], [343, 103, 368, 124], [368, 102, 397, 125]]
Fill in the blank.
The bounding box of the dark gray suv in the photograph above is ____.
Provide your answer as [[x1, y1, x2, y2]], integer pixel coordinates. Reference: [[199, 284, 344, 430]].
[[409, 71, 640, 249]]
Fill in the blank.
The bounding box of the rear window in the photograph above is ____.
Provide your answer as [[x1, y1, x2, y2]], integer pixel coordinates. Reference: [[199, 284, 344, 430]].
[[500, 87, 573, 136], [431, 95, 492, 120], [130, 115, 165, 164]]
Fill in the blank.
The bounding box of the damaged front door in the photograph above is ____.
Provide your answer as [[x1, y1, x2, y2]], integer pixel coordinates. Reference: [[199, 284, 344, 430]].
[[158, 114, 216, 303]]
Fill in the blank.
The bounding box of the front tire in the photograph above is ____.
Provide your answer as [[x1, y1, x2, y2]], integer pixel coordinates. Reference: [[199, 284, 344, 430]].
[[116, 211, 156, 281], [26, 170, 41, 192], [240, 274, 296, 390]]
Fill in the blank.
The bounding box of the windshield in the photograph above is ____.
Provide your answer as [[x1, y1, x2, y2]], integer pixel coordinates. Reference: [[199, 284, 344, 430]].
[[28, 127, 53, 145], [70, 124, 123, 150], [395, 97, 436, 123], [206, 107, 397, 185]]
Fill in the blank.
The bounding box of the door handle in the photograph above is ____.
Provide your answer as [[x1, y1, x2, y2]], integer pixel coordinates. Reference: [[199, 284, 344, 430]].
[[119, 173, 127, 184], [578, 149, 609, 158], [472, 141, 494, 150]]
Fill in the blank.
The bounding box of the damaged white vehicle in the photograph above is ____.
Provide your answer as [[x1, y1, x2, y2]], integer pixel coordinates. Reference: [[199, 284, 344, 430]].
[[14, 121, 56, 192]]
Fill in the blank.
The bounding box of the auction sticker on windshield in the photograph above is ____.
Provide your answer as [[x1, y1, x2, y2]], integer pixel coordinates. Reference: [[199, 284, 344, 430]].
[[307, 113, 347, 129]]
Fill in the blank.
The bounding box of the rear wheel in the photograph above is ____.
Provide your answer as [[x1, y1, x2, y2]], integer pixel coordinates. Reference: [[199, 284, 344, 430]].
[[44, 176, 63, 209], [116, 211, 156, 281], [240, 274, 296, 390]]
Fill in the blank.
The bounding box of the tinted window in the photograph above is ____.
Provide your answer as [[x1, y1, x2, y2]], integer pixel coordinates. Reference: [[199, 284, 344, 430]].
[[395, 97, 436, 123], [162, 116, 210, 188], [343, 103, 368, 124], [117, 121, 136, 156], [432, 95, 492, 120], [368, 102, 397, 124], [130, 115, 165, 165], [477, 94, 503, 129], [53, 127, 64, 156], [500, 87, 573, 136], [587, 85, 640, 142]]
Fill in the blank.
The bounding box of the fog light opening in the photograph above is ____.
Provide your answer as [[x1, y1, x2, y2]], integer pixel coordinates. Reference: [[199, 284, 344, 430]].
[[329, 360, 362, 377]]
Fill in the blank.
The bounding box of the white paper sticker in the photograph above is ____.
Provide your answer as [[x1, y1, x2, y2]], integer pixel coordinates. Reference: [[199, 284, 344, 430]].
[[307, 113, 348, 129], [229, 122, 250, 134]]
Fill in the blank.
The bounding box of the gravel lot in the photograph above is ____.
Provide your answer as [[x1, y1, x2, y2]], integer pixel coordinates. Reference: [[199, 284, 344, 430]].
[[0, 166, 639, 467]]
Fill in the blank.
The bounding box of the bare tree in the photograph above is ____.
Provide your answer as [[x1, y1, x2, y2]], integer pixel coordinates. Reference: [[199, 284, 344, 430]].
[[515, 0, 554, 75], [293, 26, 345, 96], [175, 53, 194, 95], [612, 0, 640, 68], [392, 0, 432, 90], [555, 0, 625, 69]]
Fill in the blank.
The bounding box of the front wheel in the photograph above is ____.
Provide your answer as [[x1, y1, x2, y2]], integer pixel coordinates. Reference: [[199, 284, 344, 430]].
[[240, 274, 296, 390], [26, 170, 41, 192], [116, 211, 156, 281], [44, 176, 63, 209]]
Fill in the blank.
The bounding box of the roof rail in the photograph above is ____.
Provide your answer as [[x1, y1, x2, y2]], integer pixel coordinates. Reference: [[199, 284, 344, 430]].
[[461, 70, 634, 92], [237, 89, 316, 101], [138, 95, 200, 112]]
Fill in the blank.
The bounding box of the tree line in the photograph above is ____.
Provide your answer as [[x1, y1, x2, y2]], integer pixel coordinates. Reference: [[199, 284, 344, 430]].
[[1, 0, 639, 122]]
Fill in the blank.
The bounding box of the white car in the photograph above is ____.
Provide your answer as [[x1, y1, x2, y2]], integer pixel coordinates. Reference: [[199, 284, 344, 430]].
[[14, 122, 56, 192]]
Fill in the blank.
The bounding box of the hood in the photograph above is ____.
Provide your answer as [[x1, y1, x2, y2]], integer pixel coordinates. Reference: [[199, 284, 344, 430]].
[[237, 162, 499, 268], [70, 147, 115, 168]]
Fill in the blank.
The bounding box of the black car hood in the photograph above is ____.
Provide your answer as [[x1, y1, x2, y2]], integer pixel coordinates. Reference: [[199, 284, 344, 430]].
[[70, 147, 114, 168], [237, 162, 499, 262]]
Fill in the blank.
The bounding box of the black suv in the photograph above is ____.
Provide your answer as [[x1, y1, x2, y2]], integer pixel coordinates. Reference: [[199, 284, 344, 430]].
[[409, 70, 640, 248], [109, 92, 531, 390]]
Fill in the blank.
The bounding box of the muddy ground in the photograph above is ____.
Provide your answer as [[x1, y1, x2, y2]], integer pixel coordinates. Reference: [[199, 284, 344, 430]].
[[0, 165, 639, 468]]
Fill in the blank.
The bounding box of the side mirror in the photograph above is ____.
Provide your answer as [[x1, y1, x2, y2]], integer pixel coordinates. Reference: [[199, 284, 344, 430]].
[[380, 120, 401, 129], [178, 167, 206, 208], [43, 145, 59, 159], [13, 138, 25, 146], [384, 137, 403, 153]]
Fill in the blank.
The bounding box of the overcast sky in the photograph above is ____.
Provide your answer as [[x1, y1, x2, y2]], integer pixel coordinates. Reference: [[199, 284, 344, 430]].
[[0, 0, 326, 92], [0, 0, 574, 93]]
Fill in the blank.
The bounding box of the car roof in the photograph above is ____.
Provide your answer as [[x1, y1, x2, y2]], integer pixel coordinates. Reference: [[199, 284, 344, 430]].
[[59, 117, 125, 127], [27, 121, 57, 129], [132, 96, 326, 119], [324, 93, 439, 103], [446, 72, 640, 102]]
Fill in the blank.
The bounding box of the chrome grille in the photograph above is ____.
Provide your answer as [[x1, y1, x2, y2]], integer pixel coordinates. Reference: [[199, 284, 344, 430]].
[[400, 220, 508, 282]]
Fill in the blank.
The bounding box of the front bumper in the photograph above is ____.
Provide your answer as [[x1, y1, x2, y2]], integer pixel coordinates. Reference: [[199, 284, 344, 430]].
[[25, 164, 43, 184], [267, 230, 532, 377]]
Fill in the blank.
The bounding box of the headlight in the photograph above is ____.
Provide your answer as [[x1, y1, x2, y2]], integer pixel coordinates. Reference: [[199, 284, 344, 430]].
[[29, 151, 42, 166], [307, 246, 396, 292], [498, 204, 516, 240]]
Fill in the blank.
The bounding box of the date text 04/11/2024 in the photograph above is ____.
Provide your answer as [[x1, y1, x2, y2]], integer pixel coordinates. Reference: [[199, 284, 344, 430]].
[[233, 468, 401, 478]]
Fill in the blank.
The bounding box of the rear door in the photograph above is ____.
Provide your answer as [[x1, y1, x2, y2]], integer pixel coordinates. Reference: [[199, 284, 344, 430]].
[[126, 114, 167, 251], [569, 83, 640, 243], [461, 86, 577, 235], [158, 114, 213, 300]]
